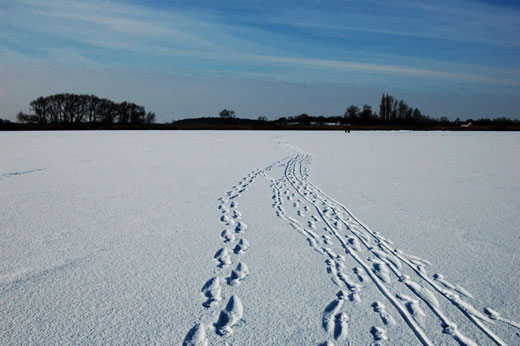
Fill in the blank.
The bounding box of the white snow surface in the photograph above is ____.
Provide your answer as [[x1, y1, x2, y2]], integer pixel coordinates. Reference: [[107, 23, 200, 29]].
[[1, 130, 519, 345]]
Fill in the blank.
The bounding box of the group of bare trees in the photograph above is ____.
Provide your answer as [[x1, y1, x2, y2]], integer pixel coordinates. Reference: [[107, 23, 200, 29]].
[[378, 94, 421, 121], [344, 94, 422, 124], [17, 94, 155, 125]]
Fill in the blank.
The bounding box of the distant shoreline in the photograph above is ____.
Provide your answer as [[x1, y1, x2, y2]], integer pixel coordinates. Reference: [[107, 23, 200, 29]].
[[1, 122, 519, 131]]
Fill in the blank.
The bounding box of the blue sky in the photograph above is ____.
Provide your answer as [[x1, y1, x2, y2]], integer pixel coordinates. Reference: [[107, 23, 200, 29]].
[[1, 0, 519, 121]]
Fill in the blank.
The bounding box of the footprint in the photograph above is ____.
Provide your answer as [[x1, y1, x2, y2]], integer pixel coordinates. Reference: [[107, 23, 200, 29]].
[[404, 279, 440, 309], [397, 294, 426, 326], [214, 248, 232, 268], [221, 229, 235, 243], [234, 239, 249, 254], [483, 307, 499, 320], [201, 276, 222, 308], [322, 292, 345, 332], [227, 262, 249, 286], [347, 237, 361, 251], [331, 266, 361, 303], [371, 301, 396, 326], [370, 326, 388, 343], [321, 234, 332, 245], [373, 248, 401, 270], [353, 267, 366, 282], [307, 237, 318, 249], [235, 222, 248, 233], [183, 323, 208, 346], [214, 295, 244, 336], [218, 205, 229, 213], [333, 312, 349, 342], [371, 260, 391, 283], [320, 292, 349, 344], [417, 264, 427, 274], [220, 215, 235, 226]]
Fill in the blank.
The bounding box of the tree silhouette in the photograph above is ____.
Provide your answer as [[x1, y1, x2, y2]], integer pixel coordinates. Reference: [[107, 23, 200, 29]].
[[219, 109, 235, 118], [20, 94, 156, 125], [360, 105, 373, 121], [345, 105, 359, 123]]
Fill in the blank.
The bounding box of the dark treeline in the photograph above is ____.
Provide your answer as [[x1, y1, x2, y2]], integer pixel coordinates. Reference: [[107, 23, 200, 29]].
[[276, 94, 426, 126], [15, 93, 155, 125], [270, 93, 519, 129], [2, 92, 519, 130]]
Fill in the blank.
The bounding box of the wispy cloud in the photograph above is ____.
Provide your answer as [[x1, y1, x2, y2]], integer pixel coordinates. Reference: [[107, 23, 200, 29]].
[[3, 0, 219, 54], [1, 0, 519, 120], [248, 55, 520, 87], [2, 0, 519, 80], [252, 0, 520, 48]]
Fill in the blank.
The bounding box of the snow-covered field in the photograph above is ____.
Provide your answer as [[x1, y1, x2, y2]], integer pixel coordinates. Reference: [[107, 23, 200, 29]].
[[1, 131, 519, 345]]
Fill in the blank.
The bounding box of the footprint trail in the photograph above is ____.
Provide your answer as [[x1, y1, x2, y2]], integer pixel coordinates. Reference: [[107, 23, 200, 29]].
[[183, 140, 519, 345]]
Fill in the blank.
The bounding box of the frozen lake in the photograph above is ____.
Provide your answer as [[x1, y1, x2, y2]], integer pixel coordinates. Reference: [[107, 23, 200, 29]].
[[1, 131, 519, 345]]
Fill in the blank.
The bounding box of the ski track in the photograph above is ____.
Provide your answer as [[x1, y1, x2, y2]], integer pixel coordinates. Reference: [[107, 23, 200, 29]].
[[183, 140, 519, 345]]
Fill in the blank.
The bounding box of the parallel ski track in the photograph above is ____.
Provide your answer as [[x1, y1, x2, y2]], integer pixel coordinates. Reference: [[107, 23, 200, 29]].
[[277, 145, 516, 345]]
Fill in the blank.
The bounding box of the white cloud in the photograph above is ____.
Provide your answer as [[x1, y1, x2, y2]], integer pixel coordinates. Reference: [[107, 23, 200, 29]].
[[241, 54, 520, 87]]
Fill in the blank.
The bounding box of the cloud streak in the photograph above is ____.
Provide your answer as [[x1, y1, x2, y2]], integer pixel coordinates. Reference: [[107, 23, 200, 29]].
[[0, 0, 519, 120], [2, 0, 519, 77], [250, 55, 520, 87]]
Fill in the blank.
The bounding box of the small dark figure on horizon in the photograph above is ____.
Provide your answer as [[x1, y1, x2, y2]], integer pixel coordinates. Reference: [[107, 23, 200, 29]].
[[345, 124, 351, 133]]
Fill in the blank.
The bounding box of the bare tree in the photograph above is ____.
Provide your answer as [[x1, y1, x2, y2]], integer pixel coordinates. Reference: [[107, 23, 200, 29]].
[[219, 109, 235, 118], [345, 105, 359, 123]]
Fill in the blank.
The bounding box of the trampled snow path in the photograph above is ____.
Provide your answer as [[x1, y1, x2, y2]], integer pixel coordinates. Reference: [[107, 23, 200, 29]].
[[183, 140, 519, 345]]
